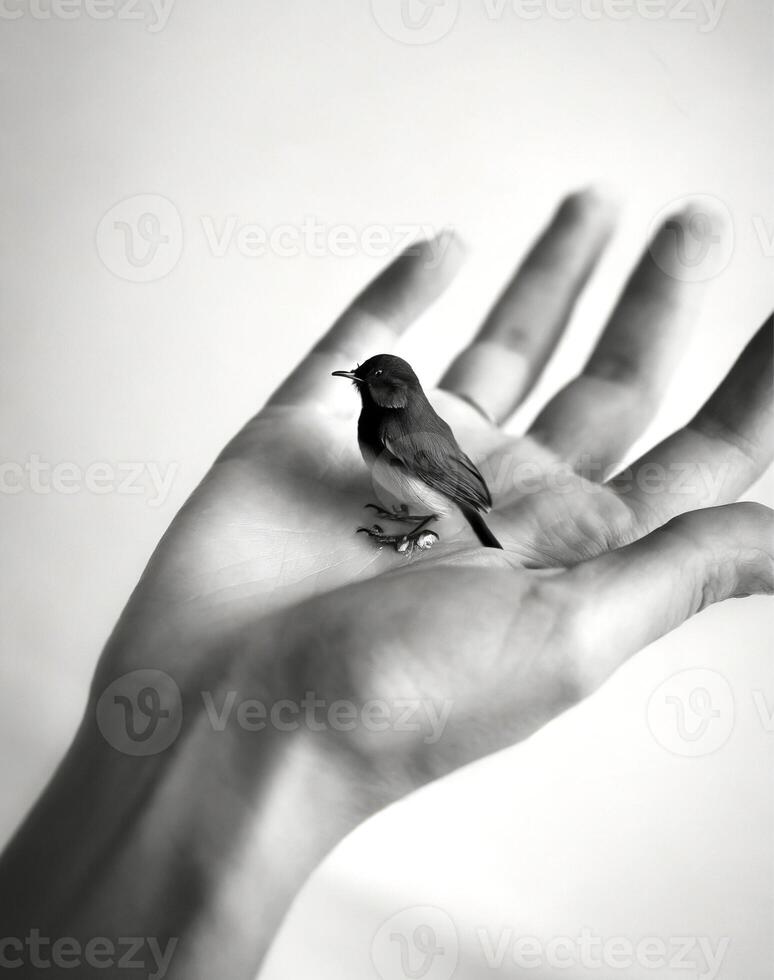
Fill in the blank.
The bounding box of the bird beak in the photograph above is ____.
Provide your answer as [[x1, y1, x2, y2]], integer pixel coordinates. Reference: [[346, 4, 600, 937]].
[[331, 370, 360, 381]]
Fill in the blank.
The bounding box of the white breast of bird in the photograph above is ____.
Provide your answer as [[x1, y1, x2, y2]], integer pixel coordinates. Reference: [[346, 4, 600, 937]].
[[366, 450, 454, 518]]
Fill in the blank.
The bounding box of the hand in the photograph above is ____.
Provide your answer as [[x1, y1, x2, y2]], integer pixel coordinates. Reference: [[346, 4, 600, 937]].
[[3, 191, 771, 980], [102, 189, 772, 692], [114, 189, 772, 969], [238, 185, 774, 799]]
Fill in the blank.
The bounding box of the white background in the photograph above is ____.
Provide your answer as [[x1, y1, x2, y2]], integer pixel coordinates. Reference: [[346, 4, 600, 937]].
[[0, 1, 772, 977]]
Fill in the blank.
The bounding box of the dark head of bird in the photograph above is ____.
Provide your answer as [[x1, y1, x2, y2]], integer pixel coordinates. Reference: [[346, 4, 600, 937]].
[[332, 354, 422, 410]]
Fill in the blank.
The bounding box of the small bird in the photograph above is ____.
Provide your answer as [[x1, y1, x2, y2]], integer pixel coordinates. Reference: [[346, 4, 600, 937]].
[[332, 354, 502, 554]]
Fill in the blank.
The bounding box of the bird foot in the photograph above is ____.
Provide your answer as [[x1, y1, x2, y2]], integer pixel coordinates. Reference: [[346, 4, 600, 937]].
[[364, 503, 428, 523], [356, 524, 439, 556]]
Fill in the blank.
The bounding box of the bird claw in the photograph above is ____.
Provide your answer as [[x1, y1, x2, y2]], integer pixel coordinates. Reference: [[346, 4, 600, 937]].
[[415, 530, 439, 550], [356, 524, 439, 556], [397, 530, 439, 556], [357, 524, 404, 549]]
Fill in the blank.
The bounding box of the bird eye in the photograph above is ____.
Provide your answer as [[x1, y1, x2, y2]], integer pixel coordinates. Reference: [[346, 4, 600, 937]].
[[373, 369, 383, 377]]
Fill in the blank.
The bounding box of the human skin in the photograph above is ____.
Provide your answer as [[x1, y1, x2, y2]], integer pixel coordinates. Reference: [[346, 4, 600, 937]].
[[0, 191, 771, 979]]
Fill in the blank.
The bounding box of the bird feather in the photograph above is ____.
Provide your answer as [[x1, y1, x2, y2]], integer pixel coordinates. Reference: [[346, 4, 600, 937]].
[[380, 411, 492, 513]]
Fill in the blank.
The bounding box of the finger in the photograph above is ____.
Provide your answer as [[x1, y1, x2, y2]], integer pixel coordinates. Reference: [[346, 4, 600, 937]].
[[267, 230, 466, 413], [562, 502, 774, 695], [611, 316, 773, 528], [439, 188, 617, 423], [529, 204, 724, 472]]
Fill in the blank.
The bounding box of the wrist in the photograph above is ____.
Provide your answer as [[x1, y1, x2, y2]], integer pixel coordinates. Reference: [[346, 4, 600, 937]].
[[0, 624, 401, 979]]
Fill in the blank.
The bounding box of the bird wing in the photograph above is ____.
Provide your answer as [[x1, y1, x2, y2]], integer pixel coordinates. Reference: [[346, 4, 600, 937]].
[[381, 414, 492, 513]]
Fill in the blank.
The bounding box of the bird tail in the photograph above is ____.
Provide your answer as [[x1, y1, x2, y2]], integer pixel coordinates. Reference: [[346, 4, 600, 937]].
[[462, 506, 503, 549]]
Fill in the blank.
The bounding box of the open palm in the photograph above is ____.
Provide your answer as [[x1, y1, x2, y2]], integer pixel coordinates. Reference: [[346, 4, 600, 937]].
[[102, 192, 772, 690]]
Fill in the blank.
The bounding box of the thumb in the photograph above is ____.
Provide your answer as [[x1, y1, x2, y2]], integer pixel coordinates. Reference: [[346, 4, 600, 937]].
[[564, 502, 774, 692]]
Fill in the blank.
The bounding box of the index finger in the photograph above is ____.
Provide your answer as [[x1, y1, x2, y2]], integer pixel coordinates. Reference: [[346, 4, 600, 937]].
[[267, 231, 466, 414]]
